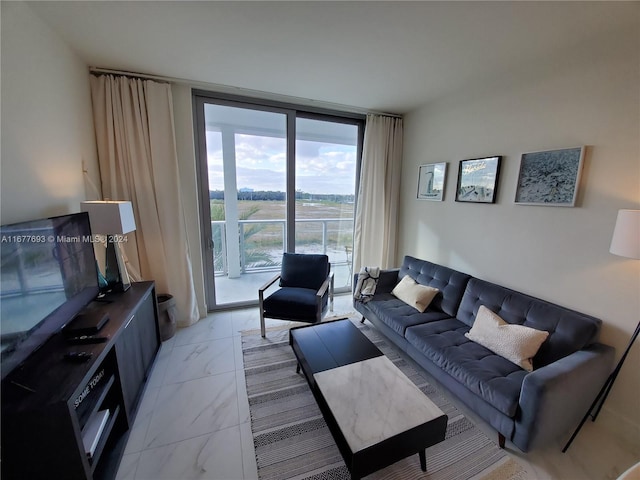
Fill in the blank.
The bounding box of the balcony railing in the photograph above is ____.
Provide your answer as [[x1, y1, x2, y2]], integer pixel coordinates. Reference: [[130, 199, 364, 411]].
[[211, 218, 354, 277]]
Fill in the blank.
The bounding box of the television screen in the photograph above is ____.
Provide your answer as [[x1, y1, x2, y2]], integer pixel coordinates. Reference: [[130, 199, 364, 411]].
[[0, 212, 100, 379]]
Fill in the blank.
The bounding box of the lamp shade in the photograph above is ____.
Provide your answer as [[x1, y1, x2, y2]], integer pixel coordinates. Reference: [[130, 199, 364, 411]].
[[609, 209, 640, 259], [81, 201, 136, 234]]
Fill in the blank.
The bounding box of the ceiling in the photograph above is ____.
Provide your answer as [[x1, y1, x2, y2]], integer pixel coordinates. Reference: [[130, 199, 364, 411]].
[[27, 1, 639, 115]]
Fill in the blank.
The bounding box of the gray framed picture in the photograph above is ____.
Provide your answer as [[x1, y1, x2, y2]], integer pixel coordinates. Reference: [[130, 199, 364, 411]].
[[455, 156, 502, 203], [515, 147, 585, 207], [417, 162, 447, 201]]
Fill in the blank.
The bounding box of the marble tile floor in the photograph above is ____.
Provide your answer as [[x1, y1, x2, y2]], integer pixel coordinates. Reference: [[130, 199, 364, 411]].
[[116, 294, 638, 480]]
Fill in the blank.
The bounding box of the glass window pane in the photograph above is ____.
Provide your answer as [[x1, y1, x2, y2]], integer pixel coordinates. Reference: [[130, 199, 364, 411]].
[[204, 104, 286, 305], [295, 118, 358, 289]]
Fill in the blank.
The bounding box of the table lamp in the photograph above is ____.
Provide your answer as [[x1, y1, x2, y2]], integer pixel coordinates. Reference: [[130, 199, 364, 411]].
[[81, 201, 136, 292], [563, 209, 640, 452]]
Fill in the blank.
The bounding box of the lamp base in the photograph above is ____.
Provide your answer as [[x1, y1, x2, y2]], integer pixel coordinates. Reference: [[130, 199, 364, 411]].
[[104, 236, 131, 292], [562, 319, 640, 452]]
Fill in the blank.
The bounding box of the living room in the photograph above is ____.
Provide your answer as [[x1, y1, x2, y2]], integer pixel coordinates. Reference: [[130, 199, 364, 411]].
[[2, 2, 639, 479]]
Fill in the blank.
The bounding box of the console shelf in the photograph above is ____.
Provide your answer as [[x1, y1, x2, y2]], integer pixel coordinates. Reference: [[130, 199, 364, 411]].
[[79, 374, 116, 431], [1, 282, 160, 480], [89, 404, 120, 471]]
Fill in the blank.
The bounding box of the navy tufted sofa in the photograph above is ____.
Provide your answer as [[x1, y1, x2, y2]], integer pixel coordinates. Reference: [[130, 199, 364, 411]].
[[354, 255, 615, 452]]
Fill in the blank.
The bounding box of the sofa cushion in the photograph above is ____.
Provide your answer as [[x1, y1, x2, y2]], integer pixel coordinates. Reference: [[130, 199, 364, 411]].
[[392, 275, 439, 312], [457, 278, 602, 367], [399, 256, 471, 317], [406, 319, 527, 417], [366, 293, 450, 336], [465, 306, 549, 372]]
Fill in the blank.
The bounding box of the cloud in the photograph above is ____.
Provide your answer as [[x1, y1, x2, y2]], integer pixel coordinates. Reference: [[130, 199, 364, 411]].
[[296, 141, 320, 158], [237, 166, 286, 192], [206, 133, 356, 194]]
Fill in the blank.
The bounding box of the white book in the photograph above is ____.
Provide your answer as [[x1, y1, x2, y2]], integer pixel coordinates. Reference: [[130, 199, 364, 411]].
[[82, 409, 110, 458]]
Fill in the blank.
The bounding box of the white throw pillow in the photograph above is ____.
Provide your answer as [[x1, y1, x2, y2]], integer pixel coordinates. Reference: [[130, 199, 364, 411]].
[[391, 275, 439, 313], [464, 305, 549, 372]]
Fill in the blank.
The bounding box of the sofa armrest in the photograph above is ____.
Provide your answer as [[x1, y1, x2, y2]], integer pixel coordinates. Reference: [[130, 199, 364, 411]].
[[377, 268, 401, 293], [353, 268, 400, 295], [513, 343, 615, 451]]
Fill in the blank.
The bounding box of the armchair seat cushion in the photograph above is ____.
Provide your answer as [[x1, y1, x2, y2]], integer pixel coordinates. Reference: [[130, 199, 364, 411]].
[[263, 287, 326, 322]]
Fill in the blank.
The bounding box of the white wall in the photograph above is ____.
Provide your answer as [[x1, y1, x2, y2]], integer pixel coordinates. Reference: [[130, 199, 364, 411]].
[[401, 24, 640, 442], [1, 2, 99, 224], [0, 3, 206, 316]]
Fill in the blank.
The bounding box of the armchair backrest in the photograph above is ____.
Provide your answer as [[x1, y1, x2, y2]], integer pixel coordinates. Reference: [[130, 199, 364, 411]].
[[280, 253, 330, 290]]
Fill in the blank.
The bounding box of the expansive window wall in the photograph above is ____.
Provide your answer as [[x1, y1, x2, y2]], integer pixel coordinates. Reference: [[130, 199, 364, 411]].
[[193, 92, 364, 309]]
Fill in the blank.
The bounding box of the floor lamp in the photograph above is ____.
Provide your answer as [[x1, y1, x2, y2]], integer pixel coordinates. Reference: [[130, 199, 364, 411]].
[[81, 200, 137, 292], [562, 209, 640, 452]]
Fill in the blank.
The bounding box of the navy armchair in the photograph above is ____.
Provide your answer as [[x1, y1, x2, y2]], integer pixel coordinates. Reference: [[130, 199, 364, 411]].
[[259, 253, 334, 337]]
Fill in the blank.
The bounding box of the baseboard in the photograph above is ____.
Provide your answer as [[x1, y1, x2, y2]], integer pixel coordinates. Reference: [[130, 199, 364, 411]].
[[599, 406, 640, 454]]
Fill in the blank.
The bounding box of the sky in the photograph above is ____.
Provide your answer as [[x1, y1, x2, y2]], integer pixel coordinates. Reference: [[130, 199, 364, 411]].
[[206, 132, 357, 195]]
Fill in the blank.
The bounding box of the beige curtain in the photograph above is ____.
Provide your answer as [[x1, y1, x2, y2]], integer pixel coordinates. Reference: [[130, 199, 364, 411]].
[[353, 114, 403, 272], [90, 74, 199, 328]]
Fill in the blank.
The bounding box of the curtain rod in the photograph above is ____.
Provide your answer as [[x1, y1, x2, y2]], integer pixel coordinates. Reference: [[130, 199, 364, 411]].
[[89, 66, 402, 119]]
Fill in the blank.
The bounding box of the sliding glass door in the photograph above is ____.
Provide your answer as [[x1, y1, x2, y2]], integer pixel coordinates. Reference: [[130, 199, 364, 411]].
[[194, 94, 363, 309]]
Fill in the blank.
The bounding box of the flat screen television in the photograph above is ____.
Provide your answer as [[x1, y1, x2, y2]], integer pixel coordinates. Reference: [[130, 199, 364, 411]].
[[0, 212, 100, 380]]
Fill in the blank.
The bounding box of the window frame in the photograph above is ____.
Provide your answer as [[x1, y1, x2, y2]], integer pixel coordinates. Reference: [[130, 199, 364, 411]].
[[192, 90, 365, 310]]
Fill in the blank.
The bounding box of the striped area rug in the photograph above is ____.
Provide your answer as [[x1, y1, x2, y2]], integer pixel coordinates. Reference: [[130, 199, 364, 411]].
[[242, 320, 527, 480]]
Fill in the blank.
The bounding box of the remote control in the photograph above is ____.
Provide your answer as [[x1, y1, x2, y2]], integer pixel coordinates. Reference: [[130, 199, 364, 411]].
[[64, 352, 93, 362], [66, 335, 108, 345]]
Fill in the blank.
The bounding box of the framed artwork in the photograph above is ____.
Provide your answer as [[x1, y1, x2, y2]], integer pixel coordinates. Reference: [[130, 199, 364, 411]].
[[417, 162, 447, 201], [455, 156, 502, 204], [515, 147, 585, 207]]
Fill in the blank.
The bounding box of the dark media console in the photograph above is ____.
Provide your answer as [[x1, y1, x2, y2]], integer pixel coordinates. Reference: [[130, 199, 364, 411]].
[[1, 282, 160, 480]]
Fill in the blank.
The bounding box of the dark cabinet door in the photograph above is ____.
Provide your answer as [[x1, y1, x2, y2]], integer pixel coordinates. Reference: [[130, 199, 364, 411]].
[[114, 291, 160, 419], [115, 314, 145, 418], [136, 295, 159, 377]]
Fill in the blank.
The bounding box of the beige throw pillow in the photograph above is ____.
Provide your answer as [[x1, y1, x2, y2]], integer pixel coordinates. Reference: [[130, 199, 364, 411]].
[[391, 275, 439, 313], [465, 305, 549, 372]]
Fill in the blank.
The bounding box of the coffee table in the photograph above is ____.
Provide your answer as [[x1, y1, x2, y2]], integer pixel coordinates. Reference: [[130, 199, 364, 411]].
[[289, 319, 448, 479]]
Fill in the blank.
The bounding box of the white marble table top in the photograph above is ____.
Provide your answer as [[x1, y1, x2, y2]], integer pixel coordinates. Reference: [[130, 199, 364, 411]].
[[313, 355, 445, 453]]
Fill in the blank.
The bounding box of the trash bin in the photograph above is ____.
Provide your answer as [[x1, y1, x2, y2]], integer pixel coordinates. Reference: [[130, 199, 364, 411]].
[[157, 294, 177, 341]]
